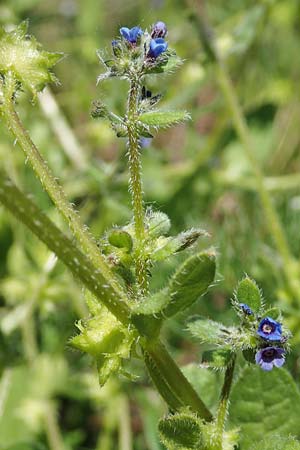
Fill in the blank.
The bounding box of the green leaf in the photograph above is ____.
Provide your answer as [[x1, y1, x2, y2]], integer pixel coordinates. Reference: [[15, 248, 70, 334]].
[[188, 318, 231, 347], [229, 367, 300, 448], [251, 436, 300, 450], [235, 277, 262, 312], [158, 411, 204, 450], [139, 110, 190, 128], [108, 229, 133, 252], [188, 317, 251, 351], [0, 21, 63, 97], [162, 251, 216, 317]]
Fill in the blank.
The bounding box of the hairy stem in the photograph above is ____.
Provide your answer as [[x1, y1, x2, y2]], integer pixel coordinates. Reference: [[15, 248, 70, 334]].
[[0, 175, 131, 324], [1, 73, 124, 300], [213, 355, 236, 449], [189, 11, 300, 302], [0, 174, 212, 419], [126, 79, 148, 294]]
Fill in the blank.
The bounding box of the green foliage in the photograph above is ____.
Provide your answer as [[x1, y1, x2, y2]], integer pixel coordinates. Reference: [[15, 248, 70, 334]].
[[234, 276, 262, 312], [158, 411, 204, 450], [71, 295, 135, 386], [0, 21, 62, 97], [163, 251, 216, 317], [139, 110, 190, 129], [251, 436, 300, 450], [229, 367, 300, 448]]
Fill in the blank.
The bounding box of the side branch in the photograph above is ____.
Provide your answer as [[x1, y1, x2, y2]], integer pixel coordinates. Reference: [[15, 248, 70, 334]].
[[0, 174, 131, 324]]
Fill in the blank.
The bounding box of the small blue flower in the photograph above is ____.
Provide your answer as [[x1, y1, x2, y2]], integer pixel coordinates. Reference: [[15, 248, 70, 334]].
[[239, 303, 253, 315], [119, 26, 143, 44], [151, 21, 168, 38], [148, 38, 168, 59], [257, 317, 282, 341], [255, 347, 285, 371]]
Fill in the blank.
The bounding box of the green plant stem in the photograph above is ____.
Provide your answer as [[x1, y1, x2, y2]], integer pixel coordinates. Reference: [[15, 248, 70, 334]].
[[190, 12, 300, 302], [118, 395, 132, 450], [126, 79, 148, 294], [144, 339, 213, 422], [1, 74, 124, 301], [0, 174, 131, 324], [43, 402, 66, 450], [0, 174, 212, 420], [213, 355, 236, 450]]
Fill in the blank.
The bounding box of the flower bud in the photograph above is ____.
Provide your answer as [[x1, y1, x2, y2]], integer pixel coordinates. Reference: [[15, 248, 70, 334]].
[[151, 21, 167, 39]]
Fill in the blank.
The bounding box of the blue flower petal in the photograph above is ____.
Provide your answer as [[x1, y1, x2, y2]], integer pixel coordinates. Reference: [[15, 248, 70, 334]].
[[120, 27, 131, 41], [257, 317, 282, 341], [148, 38, 168, 58]]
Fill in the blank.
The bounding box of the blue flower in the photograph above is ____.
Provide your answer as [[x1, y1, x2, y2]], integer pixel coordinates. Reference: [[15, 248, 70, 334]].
[[119, 26, 143, 44], [257, 317, 282, 341], [148, 38, 168, 59], [255, 347, 285, 371], [239, 303, 253, 315], [151, 21, 168, 38]]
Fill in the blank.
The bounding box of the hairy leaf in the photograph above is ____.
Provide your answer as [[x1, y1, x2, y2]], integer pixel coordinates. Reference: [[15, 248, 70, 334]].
[[159, 412, 204, 449], [229, 367, 300, 448], [251, 436, 300, 450], [235, 277, 262, 312], [139, 110, 190, 128], [162, 251, 216, 317]]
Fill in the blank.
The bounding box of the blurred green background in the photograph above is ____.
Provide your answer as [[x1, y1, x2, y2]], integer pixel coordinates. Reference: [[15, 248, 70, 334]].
[[1, 0, 300, 448]]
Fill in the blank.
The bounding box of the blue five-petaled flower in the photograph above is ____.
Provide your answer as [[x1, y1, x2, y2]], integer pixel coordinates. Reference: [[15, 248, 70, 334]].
[[148, 38, 168, 58], [257, 317, 282, 341], [255, 347, 285, 371], [120, 26, 143, 44]]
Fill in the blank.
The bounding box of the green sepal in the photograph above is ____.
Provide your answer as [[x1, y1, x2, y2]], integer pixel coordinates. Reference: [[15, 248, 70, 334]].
[[162, 251, 216, 317], [108, 229, 133, 252], [144, 52, 183, 74], [0, 21, 63, 98], [90, 100, 109, 119], [138, 110, 190, 128], [175, 228, 209, 252], [70, 299, 135, 386], [263, 307, 281, 320], [158, 411, 204, 450], [234, 276, 262, 313]]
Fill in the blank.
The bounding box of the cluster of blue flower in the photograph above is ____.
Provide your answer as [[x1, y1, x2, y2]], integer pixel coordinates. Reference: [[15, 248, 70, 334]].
[[240, 304, 286, 371], [119, 21, 168, 59]]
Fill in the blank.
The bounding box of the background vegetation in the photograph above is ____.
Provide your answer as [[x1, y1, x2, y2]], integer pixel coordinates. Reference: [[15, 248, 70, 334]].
[[0, 0, 300, 448]]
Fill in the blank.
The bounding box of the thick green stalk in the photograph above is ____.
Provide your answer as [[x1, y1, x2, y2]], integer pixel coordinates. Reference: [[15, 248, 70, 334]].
[[0, 175, 131, 324], [126, 79, 148, 293], [144, 340, 213, 422], [213, 355, 236, 450], [1, 74, 124, 301], [190, 12, 300, 302], [0, 174, 212, 420]]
